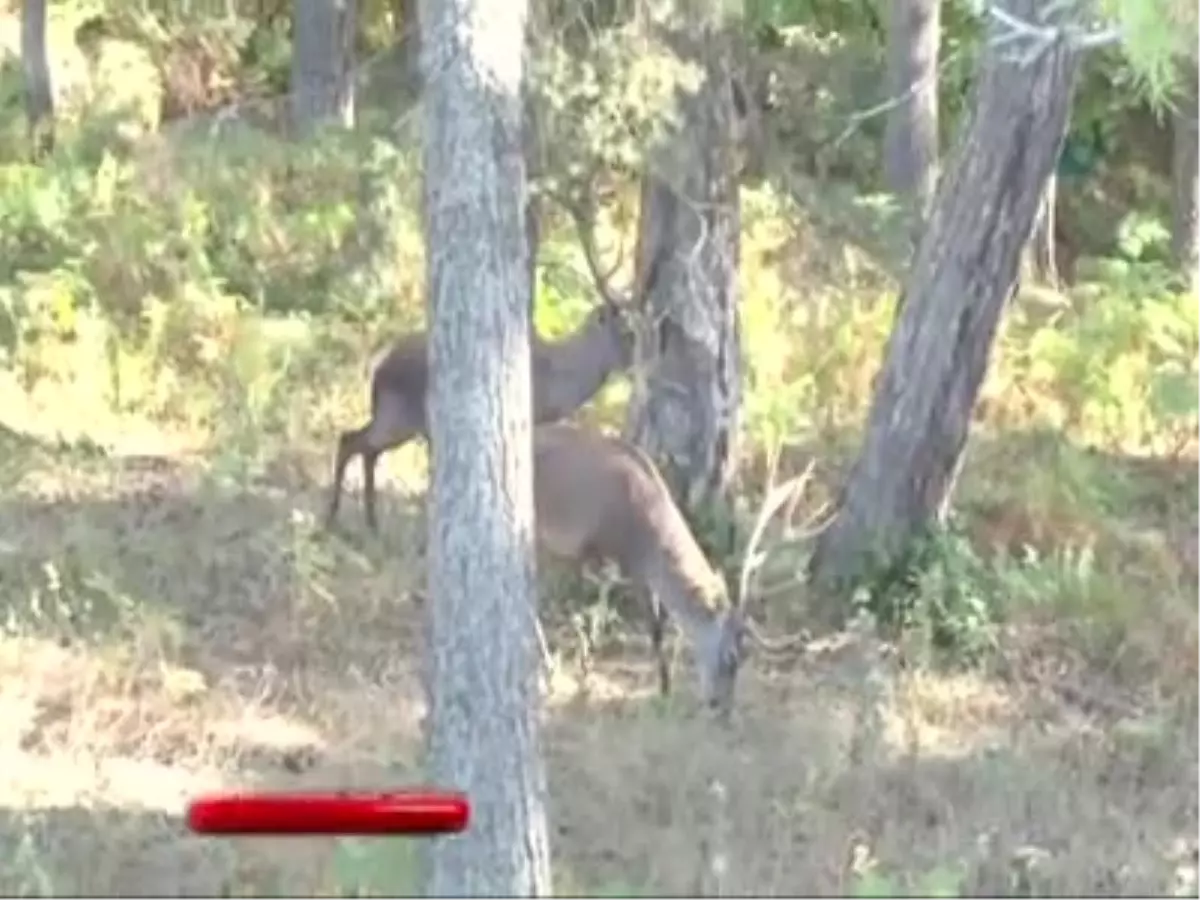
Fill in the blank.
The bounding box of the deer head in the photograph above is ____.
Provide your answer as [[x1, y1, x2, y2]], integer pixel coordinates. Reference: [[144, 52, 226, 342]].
[[698, 457, 833, 719], [545, 181, 666, 369]]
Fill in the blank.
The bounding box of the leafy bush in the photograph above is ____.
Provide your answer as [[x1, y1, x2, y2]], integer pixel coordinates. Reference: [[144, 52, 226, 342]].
[[845, 520, 1001, 666], [1001, 264, 1198, 454]]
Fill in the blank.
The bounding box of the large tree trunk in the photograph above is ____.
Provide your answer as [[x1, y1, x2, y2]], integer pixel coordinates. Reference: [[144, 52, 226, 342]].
[[290, 0, 357, 134], [882, 0, 939, 217], [625, 11, 743, 512], [21, 0, 54, 159], [809, 1, 1083, 611], [1171, 63, 1198, 287], [418, 0, 551, 892]]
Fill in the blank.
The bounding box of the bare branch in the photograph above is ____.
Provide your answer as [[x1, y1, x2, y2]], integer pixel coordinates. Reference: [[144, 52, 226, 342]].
[[983, 1, 1125, 58], [827, 0, 1123, 154], [743, 615, 810, 655], [826, 48, 966, 153]]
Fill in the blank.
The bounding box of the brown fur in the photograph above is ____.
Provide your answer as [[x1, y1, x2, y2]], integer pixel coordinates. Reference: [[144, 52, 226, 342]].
[[533, 424, 748, 716], [325, 305, 633, 531]]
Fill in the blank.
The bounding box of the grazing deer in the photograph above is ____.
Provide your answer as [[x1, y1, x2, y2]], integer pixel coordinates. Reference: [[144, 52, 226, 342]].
[[533, 422, 823, 718], [326, 189, 652, 532]]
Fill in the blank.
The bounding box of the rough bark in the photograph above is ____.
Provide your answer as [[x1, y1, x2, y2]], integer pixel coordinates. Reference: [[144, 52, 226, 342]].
[[21, 0, 54, 159], [289, 0, 357, 134], [809, 0, 1083, 610], [1171, 64, 1198, 287], [523, 85, 543, 317], [418, 0, 551, 891], [882, 0, 939, 216], [625, 11, 743, 513]]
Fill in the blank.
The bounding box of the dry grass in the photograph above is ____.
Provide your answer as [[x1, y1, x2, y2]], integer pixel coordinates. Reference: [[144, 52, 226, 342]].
[[0, 365, 1196, 898]]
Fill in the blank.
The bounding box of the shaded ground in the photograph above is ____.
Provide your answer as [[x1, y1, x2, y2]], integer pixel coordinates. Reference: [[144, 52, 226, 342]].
[[0, 399, 1196, 897]]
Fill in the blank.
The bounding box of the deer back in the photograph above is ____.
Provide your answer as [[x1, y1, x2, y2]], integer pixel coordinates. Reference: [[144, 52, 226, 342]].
[[534, 423, 746, 713], [532, 424, 720, 595], [370, 305, 631, 432], [370, 332, 431, 426]]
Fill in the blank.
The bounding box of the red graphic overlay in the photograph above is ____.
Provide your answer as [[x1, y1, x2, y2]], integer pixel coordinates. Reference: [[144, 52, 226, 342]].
[[187, 790, 470, 836]]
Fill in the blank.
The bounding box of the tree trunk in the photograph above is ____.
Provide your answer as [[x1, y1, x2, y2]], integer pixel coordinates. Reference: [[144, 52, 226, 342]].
[[523, 85, 543, 316], [21, 0, 54, 159], [809, 2, 1083, 611], [418, 0, 551, 891], [625, 13, 743, 513], [290, 0, 357, 134], [1171, 63, 1198, 287], [882, 0, 939, 218], [1024, 175, 1059, 287]]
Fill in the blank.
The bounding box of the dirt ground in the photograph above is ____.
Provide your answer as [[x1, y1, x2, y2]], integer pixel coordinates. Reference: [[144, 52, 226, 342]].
[[0, 399, 1196, 897]]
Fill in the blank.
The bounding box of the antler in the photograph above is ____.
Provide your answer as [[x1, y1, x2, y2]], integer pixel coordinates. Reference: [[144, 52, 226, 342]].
[[754, 500, 836, 601], [743, 615, 809, 655], [545, 183, 632, 311], [736, 457, 816, 607], [734, 454, 831, 656]]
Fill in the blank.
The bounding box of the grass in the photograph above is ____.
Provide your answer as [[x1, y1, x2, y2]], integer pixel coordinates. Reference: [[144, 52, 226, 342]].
[[0, 6, 1194, 890], [0, 324, 1195, 897]]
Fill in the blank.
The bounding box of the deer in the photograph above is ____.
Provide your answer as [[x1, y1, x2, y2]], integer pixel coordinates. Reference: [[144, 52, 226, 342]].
[[325, 188, 656, 533], [532, 421, 827, 719]]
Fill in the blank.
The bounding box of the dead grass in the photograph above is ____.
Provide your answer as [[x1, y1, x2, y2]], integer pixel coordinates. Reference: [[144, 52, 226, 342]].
[[0, 367, 1196, 898]]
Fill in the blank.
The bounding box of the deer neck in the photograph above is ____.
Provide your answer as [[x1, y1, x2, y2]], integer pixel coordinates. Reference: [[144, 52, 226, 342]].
[[534, 331, 622, 412], [643, 550, 728, 644]]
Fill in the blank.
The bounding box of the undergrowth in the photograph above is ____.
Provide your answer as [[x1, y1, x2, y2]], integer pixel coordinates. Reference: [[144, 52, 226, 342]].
[[0, 6, 1196, 895]]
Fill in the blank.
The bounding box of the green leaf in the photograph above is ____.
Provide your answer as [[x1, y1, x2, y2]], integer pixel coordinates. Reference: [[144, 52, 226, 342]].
[[1103, 0, 1194, 107], [1150, 369, 1200, 420]]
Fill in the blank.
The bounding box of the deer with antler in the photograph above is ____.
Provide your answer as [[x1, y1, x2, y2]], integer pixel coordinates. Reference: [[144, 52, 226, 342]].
[[325, 187, 654, 532], [533, 421, 825, 717]]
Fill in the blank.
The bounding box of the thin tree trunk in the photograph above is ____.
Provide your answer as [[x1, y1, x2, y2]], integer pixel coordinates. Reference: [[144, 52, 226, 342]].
[[882, 0, 939, 218], [626, 10, 743, 513], [21, 0, 54, 160], [418, 0, 551, 890], [1172, 63, 1198, 287], [290, 0, 357, 134], [809, 2, 1083, 611]]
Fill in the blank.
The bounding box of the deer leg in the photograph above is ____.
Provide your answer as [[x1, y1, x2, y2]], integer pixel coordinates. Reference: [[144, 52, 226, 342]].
[[647, 592, 671, 697], [358, 404, 419, 532], [363, 447, 382, 532], [325, 427, 365, 530]]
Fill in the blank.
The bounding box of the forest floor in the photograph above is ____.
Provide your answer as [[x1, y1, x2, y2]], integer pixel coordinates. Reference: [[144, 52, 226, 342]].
[[0, 364, 1195, 898]]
